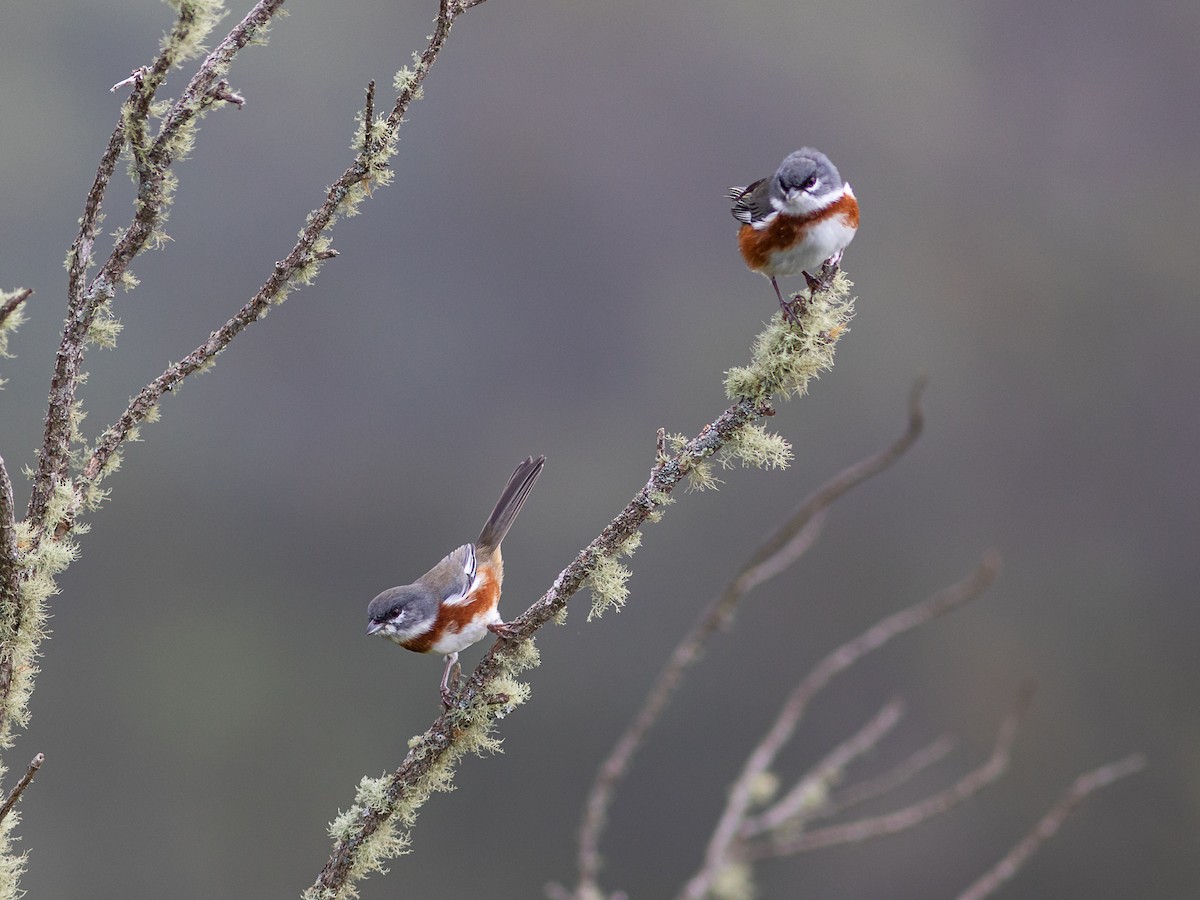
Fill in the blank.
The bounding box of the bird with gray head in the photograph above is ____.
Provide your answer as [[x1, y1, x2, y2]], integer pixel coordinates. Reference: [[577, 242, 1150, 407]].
[[729, 147, 859, 321], [366, 456, 545, 706]]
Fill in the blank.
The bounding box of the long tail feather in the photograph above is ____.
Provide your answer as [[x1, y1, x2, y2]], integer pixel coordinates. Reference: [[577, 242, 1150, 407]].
[[476, 456, 545, 551]]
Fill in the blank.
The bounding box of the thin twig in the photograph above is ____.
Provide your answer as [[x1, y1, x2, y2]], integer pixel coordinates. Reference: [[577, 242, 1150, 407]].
[[575, 381, 926, 894], [741, 683, 1034, 858], [741, 698, 906, 838], [821, 732, 958, 818], [0, 753, 44, 823], [736, 376, 925, 590], [678, 552, 1000, 900], [0, 289, 31, 331], [955, 754, 1146, 900]]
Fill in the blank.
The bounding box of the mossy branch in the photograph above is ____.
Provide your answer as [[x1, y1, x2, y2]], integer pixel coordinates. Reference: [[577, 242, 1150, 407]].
[[80, 0, 482, 495], [307, 278, 856, 899], [0, 3, 492, 883], [30, 0, 284, 532], [0, 458, 20, 667]]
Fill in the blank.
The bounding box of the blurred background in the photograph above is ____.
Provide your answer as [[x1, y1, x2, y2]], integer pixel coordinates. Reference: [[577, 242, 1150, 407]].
[[1, 0, 1196, 896]]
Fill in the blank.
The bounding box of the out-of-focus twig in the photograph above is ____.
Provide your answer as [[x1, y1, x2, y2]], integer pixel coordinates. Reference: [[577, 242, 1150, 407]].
[[740, 698, 906, 838], [821, 732, 958, 819], [678, 552, 1000, 900], [740, 682, 1033, 858], [955, 754, 1146, 900], [574, 381, 926, 895]]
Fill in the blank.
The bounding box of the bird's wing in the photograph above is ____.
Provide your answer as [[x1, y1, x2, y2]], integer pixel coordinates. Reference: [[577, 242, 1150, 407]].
[[425, 543, 477, 606], [728, 177, 774, 225]]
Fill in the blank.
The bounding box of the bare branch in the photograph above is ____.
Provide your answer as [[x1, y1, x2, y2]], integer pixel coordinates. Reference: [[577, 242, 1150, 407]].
[[0, 753, 43, 824], [678, 552, 1000, 900], [575, 382, 925, 895], [740, 698, 906, 838], [955, 754, 1146, 900], [738, 376, 925, 590], [742, 683, 1034, 858], [822, 732, 958, 818]]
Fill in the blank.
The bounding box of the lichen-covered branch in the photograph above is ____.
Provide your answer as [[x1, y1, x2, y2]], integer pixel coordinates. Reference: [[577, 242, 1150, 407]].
[[0, 5, 494, 890], [30, 0, 278, 531], [4, 0, 290, 783], [81, 0, 481, 496], [0, 459, 20, 686], [307, 277, 857, 899], [573, 380, 925, 896], [0, 290, 30, 341]]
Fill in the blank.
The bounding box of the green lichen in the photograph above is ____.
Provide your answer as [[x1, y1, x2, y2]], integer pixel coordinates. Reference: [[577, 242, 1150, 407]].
[[725, 272, 855, 404]]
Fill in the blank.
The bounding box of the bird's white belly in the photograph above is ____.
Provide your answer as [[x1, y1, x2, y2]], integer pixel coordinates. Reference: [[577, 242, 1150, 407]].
[[763, 215, 856, 277], [428, 607, 502, 655]]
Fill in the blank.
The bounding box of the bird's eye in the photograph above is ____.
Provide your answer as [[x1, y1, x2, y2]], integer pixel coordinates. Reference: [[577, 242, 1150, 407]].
[[802, 175, 818, 191]]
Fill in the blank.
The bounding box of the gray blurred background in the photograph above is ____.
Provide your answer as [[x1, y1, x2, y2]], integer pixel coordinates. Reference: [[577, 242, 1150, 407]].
[[2, 0, 1196, 896]]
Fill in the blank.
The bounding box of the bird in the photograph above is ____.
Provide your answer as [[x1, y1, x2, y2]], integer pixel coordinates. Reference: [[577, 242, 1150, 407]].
[[728, 148, 859, 321], [366, 456, 546, 706]]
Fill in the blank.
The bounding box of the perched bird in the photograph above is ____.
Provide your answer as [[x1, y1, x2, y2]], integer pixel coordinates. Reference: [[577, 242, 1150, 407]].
[[366, 456, 546, 706], [728, 148, 859, 320]]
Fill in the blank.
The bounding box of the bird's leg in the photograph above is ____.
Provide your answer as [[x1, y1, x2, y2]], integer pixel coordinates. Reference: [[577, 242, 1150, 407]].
[[812, 250, 844, 294], [440, 652, 461, 708], [771, 276, 801, 325], [487, 620, 519, 640]]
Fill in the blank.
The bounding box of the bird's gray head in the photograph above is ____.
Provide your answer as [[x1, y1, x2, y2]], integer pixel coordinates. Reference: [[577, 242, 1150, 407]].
[[366, 583, 439, 643], [771, 148, 843, 213]]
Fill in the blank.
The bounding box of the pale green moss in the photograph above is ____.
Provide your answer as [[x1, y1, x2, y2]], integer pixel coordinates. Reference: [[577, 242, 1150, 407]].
[[0, 769, 29, 900], [711, 862, 757, 900], [586, 532, 643, 620], [747, 770, 780, 808], [0, 515, 79, 747], [0, 292, 26, 362], [725, 272, 854, 404], [718, 423, 792, 471], [84, 301, 123, 350], [312, 636, 541, 899], [161, 0, 228, 67]]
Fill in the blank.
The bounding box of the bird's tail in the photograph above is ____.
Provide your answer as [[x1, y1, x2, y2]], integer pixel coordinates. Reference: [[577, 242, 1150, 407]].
[[476, 456, 546, 552]]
